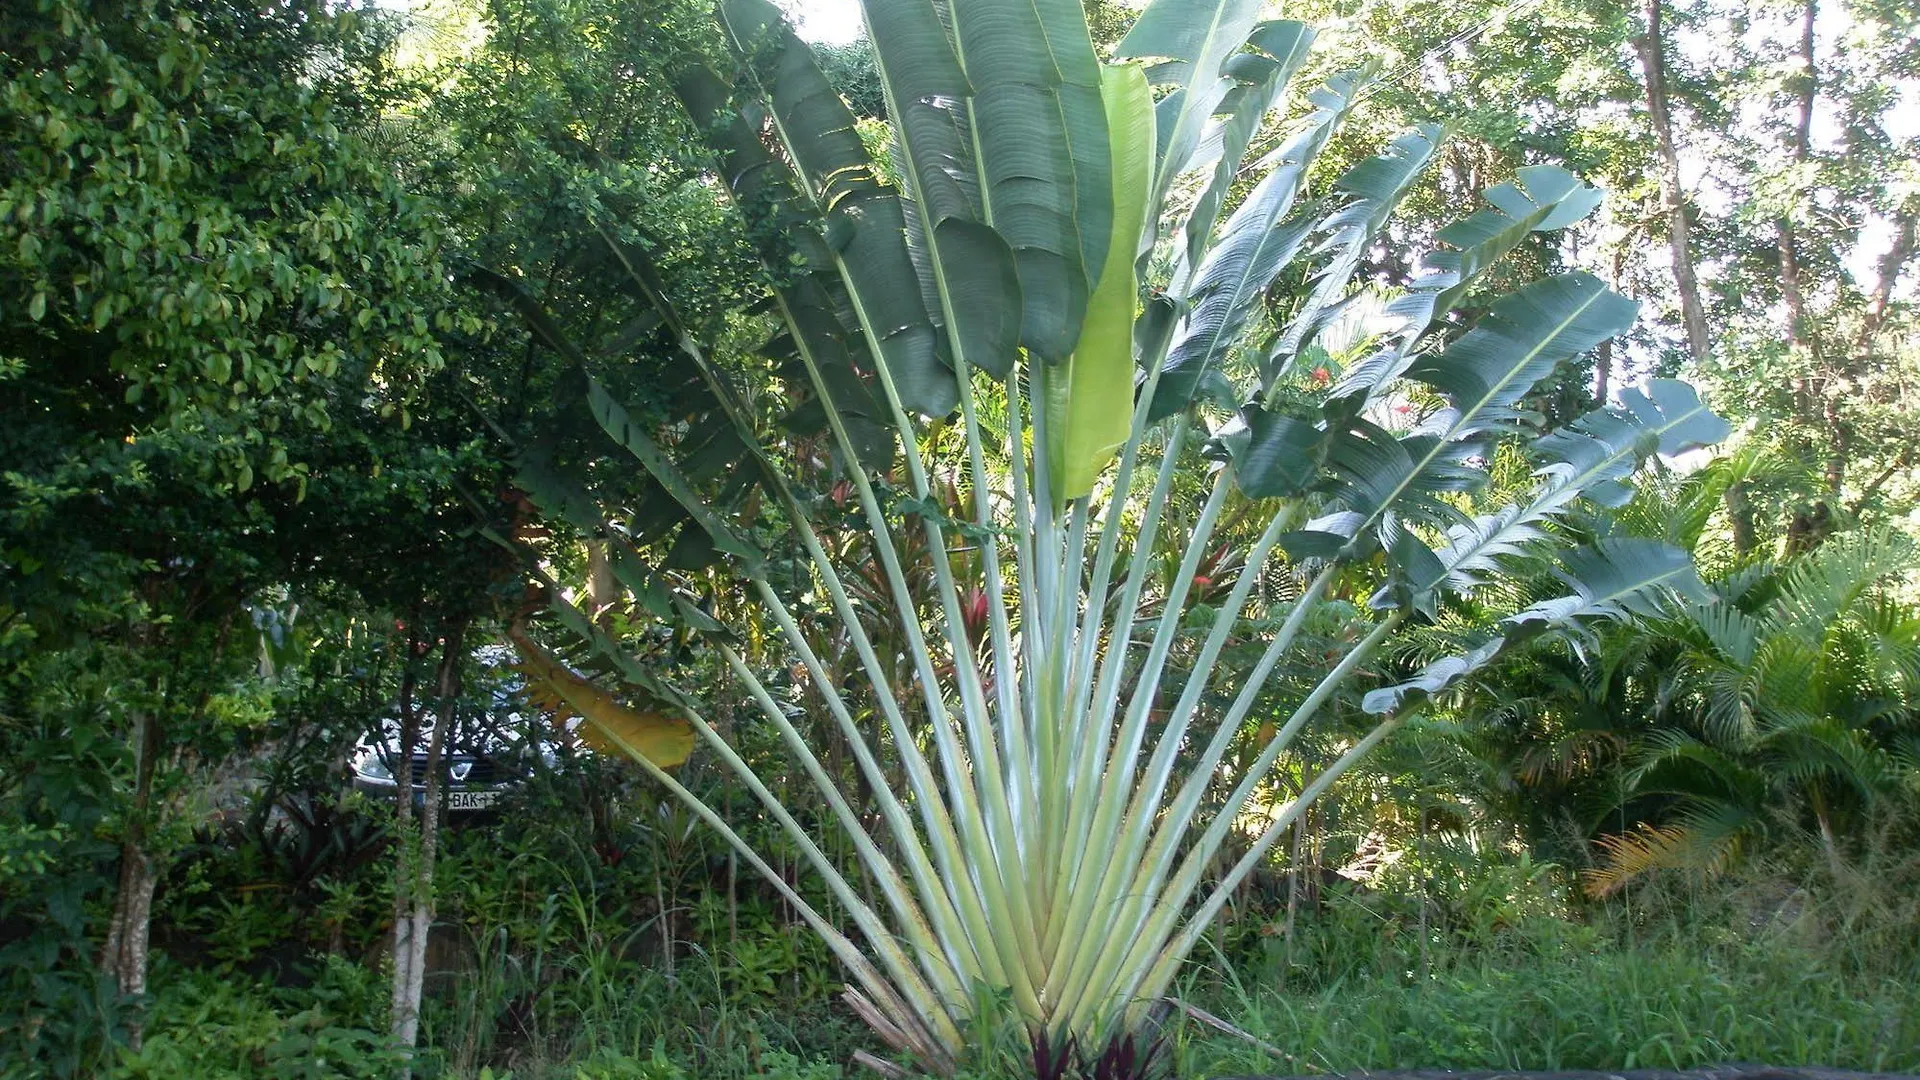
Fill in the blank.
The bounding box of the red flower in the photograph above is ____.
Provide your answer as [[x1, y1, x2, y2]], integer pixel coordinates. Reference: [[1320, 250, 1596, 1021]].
[[1311, 366, 1331, 385]]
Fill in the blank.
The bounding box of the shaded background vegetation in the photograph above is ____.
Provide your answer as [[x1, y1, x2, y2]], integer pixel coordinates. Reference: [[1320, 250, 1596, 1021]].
[[1, 0, 1916, 1076]]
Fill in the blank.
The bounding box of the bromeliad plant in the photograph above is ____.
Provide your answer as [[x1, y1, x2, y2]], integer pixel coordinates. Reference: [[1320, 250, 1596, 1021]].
[[501, 0, 1731, 1070]]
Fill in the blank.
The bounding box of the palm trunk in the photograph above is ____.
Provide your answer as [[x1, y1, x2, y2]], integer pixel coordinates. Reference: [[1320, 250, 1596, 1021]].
[[1634, 0, 1712, 364]]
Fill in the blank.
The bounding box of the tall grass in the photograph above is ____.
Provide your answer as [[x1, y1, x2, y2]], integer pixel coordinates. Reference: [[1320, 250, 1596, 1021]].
[[114, 815, 1920, 1079], [1186, 923, 1919, 1076], [1179, 838, 1920, 1078]]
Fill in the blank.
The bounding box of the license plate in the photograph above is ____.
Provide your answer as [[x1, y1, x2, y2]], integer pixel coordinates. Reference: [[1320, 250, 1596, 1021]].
[[448, 789, 499, 811]]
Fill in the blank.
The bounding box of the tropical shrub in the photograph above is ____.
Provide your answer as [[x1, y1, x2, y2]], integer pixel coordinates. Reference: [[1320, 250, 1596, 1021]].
[[1587, 529, 1920, 891]]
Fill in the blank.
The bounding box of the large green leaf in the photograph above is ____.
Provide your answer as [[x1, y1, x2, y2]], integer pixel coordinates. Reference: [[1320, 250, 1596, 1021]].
[[720, 0, 958, 417], [673, 65, 894, 463], [1214, 405, 1321, 499], [1262, 120, 1436, 391], [1363, 538, 1709, 714], [1142, 67, 1369, 427], [1322, 421, 1485, 528], [1534, 378, 1730, 506], [933, 218, 1023, 379], [1178, 21, 1315, 271], [1332, 272, 1639, 532], [1417, 379, 1729, 598], [1045, 64, 1154, 505], [471, 264, 780, 562], [1314, 274, 1641, 597], [1408, 272, 1639, 437], [1116, 0, 1265, 203], [1143, 67, 1368, 422], [1331, 166, 1606, 405], [1429, 166, 1601, 316], [1510, 537, 1711, 629], [1360, 636, 1510, 716], [859, 0, 978, 226], [587, 378, 767, 575], [1149, 175, 1317, 423], [950, 0, 1110, 360]]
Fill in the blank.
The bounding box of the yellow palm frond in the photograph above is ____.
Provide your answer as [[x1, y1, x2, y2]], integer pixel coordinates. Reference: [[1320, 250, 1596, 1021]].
[[508, 625, 694, 768]]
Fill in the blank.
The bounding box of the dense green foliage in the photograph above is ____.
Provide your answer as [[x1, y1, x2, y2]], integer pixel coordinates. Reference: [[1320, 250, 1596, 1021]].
[[77, 811, 1920, 1078], [0, 0, 1915, 1074]]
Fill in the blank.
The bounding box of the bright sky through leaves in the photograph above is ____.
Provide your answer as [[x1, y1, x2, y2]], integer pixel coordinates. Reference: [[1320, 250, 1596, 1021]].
[[782, 0, 863, 43]]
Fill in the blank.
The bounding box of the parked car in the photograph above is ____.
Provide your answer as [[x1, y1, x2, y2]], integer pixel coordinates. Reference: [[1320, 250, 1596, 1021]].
[[349, 732, 529, 815], [347, 644, 569, 817]]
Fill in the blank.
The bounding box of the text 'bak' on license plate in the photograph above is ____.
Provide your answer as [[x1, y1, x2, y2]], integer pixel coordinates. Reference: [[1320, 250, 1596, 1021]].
[[449, 790, 499, 811]]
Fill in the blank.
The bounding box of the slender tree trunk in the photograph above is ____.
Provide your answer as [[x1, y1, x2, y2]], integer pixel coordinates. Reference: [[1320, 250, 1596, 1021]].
[[1416, 809, 1430, 980], [98, 600, 239, 1050], [1596, 248, 1629, 403], [390, 623, 464, 1074], [1854, 211, 1916, 355], [1779, 0, 1817, 364], [389, 631, 422, 1062], [98, 706, 161, 1049], [1773, 0, 1838, 499], [1280, 813, 1303, 987], [1839, 211, 1918, 516], [1634, 0, 1712, 364], [654, 829, 675, 978]]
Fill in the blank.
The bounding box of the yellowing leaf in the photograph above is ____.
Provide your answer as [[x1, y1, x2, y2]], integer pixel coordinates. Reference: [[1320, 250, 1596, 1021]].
[[507, 626, 694, 768], [1046, 64, 1155, 506]]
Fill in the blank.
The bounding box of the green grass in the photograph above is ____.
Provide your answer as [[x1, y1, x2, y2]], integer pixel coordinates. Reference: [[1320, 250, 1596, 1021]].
[[1175, 852, 1920, 1079], [1183, 929, 1919, 1077], [111, 853, 1920, 1080]]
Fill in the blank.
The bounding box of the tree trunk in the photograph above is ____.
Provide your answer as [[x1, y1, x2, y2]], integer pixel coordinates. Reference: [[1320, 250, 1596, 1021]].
[[1840, 211, 1918, 516], [1416, 809, 1430, 980], [98, 707, 161, 1049], [389, 632, 422, 1062], [390, 623, 464, 1074], [1280, 813, 1303, 987], [1634, 0, 1712, 364], [1774, 0, 1832, 485], [1854, 210, 1916, 356]]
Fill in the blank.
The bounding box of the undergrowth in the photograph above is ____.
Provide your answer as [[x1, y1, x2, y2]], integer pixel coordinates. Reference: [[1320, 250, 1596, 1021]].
[[102, 839, 1920, 1080]]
